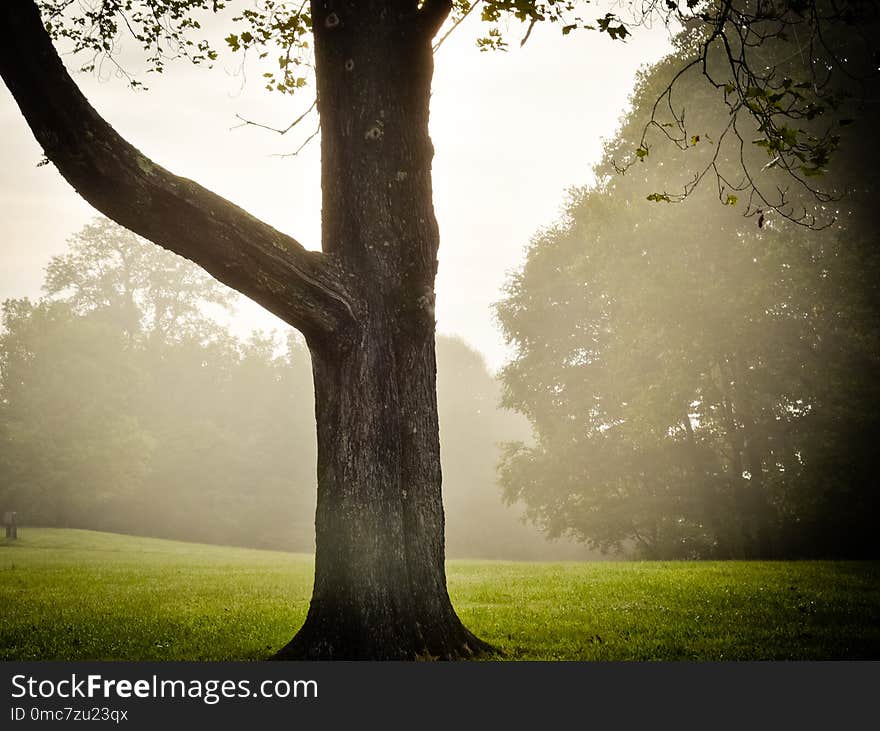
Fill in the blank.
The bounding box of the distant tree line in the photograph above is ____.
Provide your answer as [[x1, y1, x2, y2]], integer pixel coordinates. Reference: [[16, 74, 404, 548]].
[[0, 218, 592, 560], [496, 27, 880, 559]]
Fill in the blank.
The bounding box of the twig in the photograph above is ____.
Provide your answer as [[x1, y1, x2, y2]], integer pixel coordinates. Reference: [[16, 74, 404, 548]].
[[272, 125, 320, 158], [232, 97, 317, 135], [433, 0, 481, 53]]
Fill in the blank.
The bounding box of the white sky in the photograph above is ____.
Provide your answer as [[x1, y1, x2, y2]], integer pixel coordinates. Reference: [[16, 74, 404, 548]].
[[0, 11, 672, 370]]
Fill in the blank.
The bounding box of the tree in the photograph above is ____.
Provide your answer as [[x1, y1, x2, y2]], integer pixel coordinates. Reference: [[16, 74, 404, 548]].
[[436, 336, 593, 560], [0, 0, 870, 658], [0, 297, 155, 527], [0, 221, 314, 546], [495, 31, 880, 560], [43, 218, 235, 344]]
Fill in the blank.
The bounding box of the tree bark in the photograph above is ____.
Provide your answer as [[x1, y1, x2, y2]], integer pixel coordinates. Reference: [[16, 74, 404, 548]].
[[0, 0, 491, 659], [275, 333, 489, 659], [274, 0, 491, 659]]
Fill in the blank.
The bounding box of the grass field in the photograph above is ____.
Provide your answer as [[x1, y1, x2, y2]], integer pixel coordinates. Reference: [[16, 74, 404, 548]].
[[2, 528, 879, 661]]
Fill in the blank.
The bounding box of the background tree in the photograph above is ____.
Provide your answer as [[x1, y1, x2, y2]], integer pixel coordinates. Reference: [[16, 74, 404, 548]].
[[496, 29, 880, 559], [0, 0, 870, 657], [0, 298, 153, 527], [43, 218, 236, 343], [1, 219, 585, 557]]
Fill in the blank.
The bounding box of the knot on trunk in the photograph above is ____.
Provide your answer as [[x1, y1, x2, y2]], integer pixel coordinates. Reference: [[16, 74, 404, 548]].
[[364, 123, 384, 141]]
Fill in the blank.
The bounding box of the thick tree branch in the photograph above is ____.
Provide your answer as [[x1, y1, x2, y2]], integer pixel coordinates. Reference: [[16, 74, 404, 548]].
[[419, 0, 454, 38], [0, 0, 357, 343]]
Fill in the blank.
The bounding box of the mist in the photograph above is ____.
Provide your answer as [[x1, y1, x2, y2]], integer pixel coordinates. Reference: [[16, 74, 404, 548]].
[[0, 219, 595, 560]]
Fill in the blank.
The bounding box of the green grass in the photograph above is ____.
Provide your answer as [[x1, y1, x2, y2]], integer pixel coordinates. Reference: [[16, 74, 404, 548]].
[[2, 528, 878, 660]]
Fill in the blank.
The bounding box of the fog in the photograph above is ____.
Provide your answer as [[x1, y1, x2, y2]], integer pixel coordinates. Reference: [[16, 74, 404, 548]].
[[0, 219, 597, 559]]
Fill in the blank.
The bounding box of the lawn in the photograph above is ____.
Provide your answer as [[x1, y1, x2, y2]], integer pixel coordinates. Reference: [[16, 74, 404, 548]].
[[1, 528, 878, 660]]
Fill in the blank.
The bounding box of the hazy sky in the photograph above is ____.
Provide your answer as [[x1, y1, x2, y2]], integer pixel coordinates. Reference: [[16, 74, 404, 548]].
[[0, 10, 672, 370]]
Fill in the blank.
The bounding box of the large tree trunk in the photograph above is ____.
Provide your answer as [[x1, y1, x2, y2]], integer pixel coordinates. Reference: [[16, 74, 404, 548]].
[[0, 0, 489, 660], [273, 1, 490, 659], [275, 332, 487, 659]]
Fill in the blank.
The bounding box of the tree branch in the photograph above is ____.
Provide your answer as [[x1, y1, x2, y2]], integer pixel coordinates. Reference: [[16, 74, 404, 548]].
[[0, 0, 356, 343], [232, 97, 317, 136], [419, 0, 454, 39]]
